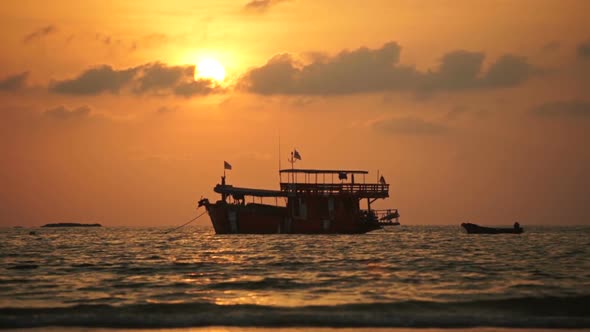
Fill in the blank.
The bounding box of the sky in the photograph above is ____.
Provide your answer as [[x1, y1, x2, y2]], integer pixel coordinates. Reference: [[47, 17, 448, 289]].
[[1, 0, 589, 227]]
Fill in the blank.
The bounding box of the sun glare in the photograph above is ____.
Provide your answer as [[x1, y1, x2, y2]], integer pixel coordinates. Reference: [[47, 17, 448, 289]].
[[196, 58, 226, 82]]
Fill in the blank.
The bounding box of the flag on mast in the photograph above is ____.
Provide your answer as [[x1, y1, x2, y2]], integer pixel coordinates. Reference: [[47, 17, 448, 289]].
[[224, 161, 232, 170], [293, 149, 301, 160]]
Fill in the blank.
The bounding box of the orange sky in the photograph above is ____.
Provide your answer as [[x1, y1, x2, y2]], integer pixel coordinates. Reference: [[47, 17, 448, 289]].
[[1, 0, 589, 226]]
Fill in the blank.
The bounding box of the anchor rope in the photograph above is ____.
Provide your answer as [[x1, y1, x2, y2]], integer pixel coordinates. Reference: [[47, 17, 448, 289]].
[[164, 209, 207, 234]]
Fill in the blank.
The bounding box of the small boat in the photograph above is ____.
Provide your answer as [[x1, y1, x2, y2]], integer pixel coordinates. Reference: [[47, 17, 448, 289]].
[[461, 222, 523, 234]]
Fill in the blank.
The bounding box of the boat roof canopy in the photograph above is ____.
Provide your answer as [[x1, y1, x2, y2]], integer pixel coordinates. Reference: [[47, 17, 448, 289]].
[[280, 168, 368, 175], [214, 184, 286, 198]]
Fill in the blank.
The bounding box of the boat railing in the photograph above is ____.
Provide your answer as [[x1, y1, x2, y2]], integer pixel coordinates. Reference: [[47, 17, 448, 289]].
[[279, 182, 389, 198]]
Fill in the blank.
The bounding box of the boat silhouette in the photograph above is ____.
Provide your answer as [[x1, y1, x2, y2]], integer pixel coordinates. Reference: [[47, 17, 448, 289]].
[[461, 222, 524, 234]]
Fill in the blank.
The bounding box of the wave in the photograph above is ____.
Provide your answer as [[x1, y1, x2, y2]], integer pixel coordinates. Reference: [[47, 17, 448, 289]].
[[205, 277, 312, 290], [1, 296, 589, 329], [6, 264, 39, 270]]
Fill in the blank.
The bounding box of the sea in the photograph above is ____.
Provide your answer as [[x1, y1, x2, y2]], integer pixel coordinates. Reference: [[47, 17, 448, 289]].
[[1, 225, 589, 331]]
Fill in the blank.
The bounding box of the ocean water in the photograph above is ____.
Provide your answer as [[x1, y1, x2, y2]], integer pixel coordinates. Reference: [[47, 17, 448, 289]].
[[1, 225, 589, 329]]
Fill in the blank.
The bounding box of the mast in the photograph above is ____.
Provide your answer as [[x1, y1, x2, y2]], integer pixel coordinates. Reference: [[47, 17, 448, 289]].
[[278, 135, 282, 183], [290, 151, 294, 184]]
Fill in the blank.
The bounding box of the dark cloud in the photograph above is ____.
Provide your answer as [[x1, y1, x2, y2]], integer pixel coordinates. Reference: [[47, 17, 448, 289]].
[[424, 50, 485, 90], [91, 33, 153, 51], [94, 33, 124, 47], [421, 52, 534, 91], [373, 117, 448, 135], [243, 0, 286, 13], [532, 100, 590, 117], [577, 40, 590, 59], [241, 42, 537, 95], [541, 41, 561, 52], [240, 54, 299, 94], [0, 72, 29, 91], [174, 80, 217, 97], [242, 42, 421, 94], [135, 62, 194, 94], [481, 55, 533, 87], [44, 105, 91, 119], [50, 65, 138, 95], [49, 63, 221, 97], [23, 25, 57, 43]]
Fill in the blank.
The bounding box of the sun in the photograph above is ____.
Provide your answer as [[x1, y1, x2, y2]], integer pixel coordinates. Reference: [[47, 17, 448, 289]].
[[196, 58, 226, 82]]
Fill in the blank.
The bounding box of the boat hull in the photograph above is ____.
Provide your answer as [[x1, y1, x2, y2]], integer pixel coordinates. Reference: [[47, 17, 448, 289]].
[[204, 200, 380, 234]]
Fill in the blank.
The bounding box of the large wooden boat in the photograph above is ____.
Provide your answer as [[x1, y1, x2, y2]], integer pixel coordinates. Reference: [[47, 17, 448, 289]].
[[199, 168, 399, 234]]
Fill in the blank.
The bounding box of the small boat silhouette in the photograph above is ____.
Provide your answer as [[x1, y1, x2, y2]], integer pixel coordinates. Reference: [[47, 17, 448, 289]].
[[461, 222, 523, 234]]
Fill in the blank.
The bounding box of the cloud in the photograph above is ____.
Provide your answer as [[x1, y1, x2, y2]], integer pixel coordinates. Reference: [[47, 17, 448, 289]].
[[50, 65, 138, 95], [541, 41, 560, 52], [481, 54, 534, 87], [577, 40, 590, 59], [242, 42, 421, 94], [44, 105, 91, 119], [0, 72, 29, 91], [174, 80, 217, 97], [243, 0, 286, 13], [239, 54, 300, 94], [49, 63, 221, 97], [95, 33, 116, 46], [240, 42, 537, 95], [532, 100, 590, 117], [422, 52, 534, 91], [23, 25, 57, 43], [373, 117, 448, 135], [424, 50, 485, 90], [134, 62, 194, 94]]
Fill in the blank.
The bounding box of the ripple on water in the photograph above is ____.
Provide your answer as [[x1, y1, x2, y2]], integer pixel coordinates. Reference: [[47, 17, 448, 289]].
[[0, 225, 588, 309]]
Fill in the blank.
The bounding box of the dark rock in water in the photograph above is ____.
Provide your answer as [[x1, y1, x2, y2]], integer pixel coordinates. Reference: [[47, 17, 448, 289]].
[[42, 223, 102, 228], [29, 231, 36, 235]]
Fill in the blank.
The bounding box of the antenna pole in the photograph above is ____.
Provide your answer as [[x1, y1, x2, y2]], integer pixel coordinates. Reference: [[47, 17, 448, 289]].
[[290, 151, 294, 183]]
